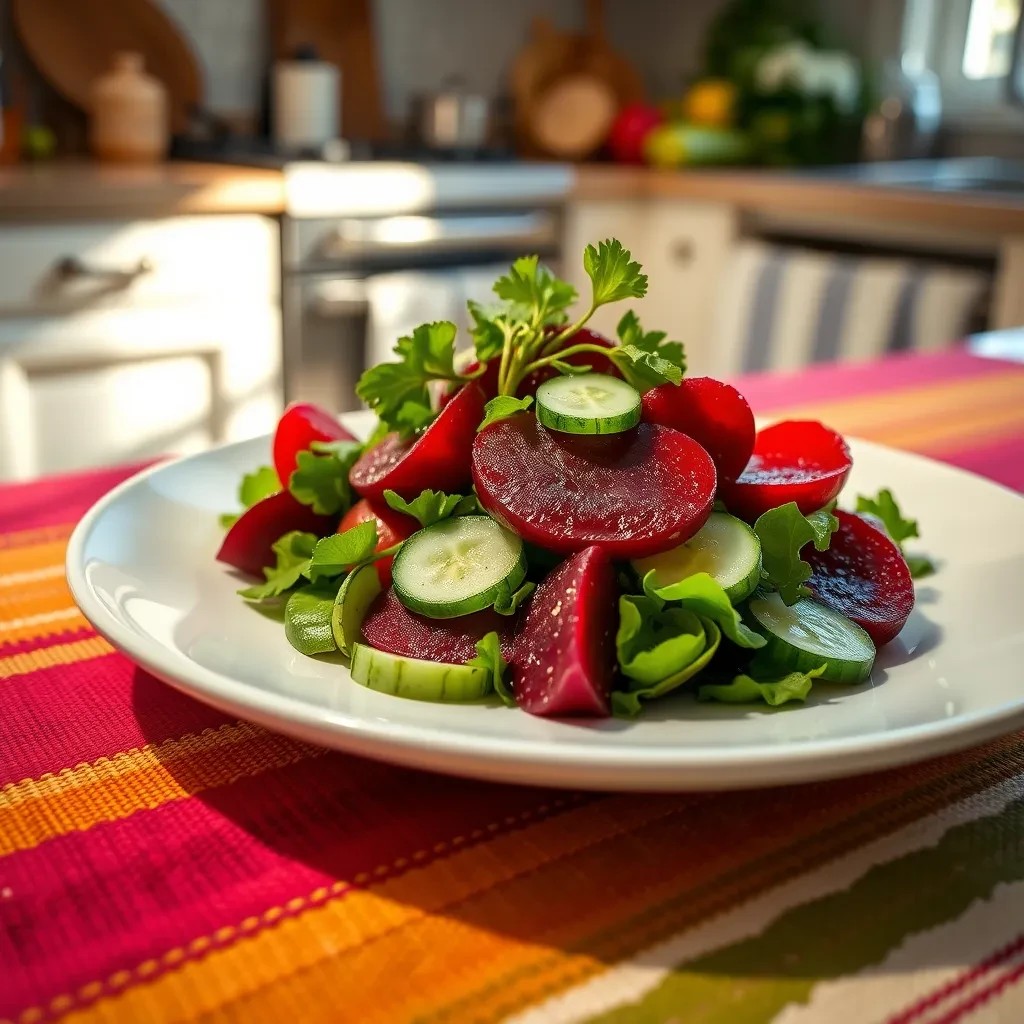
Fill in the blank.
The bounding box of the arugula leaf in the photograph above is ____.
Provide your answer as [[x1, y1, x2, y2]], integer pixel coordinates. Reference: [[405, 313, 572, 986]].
[[493, 580, 535, 616], [306, 520, 378, 581], [238, 531, 318, 602], [355, 321, 458, 436], [609, 345, 683, 392], [284, 582, 340, 655], [617, 310, 686, 376], [754, 502, 839, 605], [493, 255, 576, 322], [584, 239, 648, 308], [641, 571, 765, 649], [479, 395, 534, 431], [220, 465, 281, 529], [698, 665, 826, 706], [383, 488, 466, 528], [288, 440, 362, 516], [467, 631, 515, 706], [856, 488, 935, 578]]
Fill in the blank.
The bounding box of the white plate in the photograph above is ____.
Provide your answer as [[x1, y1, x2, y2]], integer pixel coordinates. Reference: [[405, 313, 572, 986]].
[[67, 417, 1024, 791]]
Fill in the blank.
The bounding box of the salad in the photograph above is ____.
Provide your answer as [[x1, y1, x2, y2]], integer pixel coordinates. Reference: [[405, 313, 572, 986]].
[[216, 240, 933, 718]]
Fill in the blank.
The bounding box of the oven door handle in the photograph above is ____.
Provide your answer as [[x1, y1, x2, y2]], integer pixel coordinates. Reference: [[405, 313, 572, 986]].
[[311, 279, 369, 317]]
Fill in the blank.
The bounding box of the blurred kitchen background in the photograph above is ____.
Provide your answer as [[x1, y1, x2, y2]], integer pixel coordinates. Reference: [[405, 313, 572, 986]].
[[1, 0, 1023, 480]]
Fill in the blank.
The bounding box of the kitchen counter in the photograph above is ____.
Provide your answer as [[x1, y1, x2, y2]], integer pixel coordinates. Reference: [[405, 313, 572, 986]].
[[0, 161, 286, 219], [573, 164, 1024, 235]]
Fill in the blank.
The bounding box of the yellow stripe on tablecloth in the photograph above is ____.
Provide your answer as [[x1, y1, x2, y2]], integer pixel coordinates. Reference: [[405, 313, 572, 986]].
[[0, 563, 66, 589], [0, 636, 113, 680], [0, 722, 325, 856]]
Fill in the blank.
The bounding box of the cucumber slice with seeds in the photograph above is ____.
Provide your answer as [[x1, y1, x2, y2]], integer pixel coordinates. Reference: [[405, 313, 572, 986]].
[[350, 644, 492, 702], [392, 515, 526, 619], [747, 592, 875, 684], [331, 563, 382, 656], [632, 512, 761, 604], [536, 372, 641, 435]]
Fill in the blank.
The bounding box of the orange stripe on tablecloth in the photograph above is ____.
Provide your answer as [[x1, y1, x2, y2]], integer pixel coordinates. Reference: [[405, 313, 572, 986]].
[[0, 609, 88, 647], [0, 540, 72, 576], [0, 636, 113, 680], [866, 407, 1024, 457], [0, 722, 326, 857], [51, 735, 1024, 1024]]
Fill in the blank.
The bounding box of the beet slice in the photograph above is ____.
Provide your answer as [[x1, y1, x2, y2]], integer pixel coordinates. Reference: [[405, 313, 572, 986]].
[[511, 546, 617, 717], [337, 498, 417, 588], [642, 377, 755, 480], [360, 588, 518, 664], [350, 383, 486, 501], [273, 402, 357, 486], [805, 510, 914, 646], [718, 420, 852, 523], [217, 491, 335, 577], [472, 415, 716, 558]]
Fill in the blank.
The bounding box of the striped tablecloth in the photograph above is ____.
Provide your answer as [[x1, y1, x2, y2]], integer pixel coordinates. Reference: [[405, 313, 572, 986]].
[[2, 348, 1023, 1024]]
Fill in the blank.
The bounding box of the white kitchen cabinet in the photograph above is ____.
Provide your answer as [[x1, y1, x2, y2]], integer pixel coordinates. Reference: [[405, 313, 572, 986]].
[[0, 215, 281, 481], [563, 198, 738, 373]]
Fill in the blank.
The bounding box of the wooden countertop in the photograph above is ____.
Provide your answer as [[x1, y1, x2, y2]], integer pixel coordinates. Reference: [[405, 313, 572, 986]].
[[573, 165, 1024, 235], [0, 161, 286, 219]]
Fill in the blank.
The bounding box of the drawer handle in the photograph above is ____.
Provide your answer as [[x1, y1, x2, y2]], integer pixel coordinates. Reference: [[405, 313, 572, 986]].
[[53, 255, 154, 286], [671, 240, 694, 263]]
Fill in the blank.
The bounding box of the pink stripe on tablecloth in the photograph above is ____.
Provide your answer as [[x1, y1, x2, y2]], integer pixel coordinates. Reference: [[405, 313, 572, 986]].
[[732, 348, 1012, 413], [0, 756, 575, 1018], [0, 462, 153, 534], [919, 433, 1024, 493], [0, 662, 234, 784]]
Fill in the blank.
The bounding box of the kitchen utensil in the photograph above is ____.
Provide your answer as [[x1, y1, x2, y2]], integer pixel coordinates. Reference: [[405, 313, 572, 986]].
[[89, 51, 168, 163], [268, 0, 385, 142], [272, 45, 340, 154], [12, 0, 201, 136], [412, 77, 491, 151]]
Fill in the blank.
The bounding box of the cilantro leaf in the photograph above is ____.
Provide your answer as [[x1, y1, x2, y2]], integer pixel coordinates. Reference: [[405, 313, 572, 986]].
[[306, 520, 378, 581], [609, 345, 683, 392], [453, 492, 482, 516], [616, 310, 686, 376], [220, 465, 281, 529], [383, 488, 466, 528], [493, 256, 576, 322], [479, 395, 534, 431], [467, 631, 514, 706], [238, 531, 318, 602], [753, 502, 839, 605], [355, 321, 458, 437], [288, 440, 362, 515], [468, 300, 508, 363], [584, 239, 648, 308], [856, 488, 935, 578], [493, 580, 535, 616], [698, 665, 826, 706]]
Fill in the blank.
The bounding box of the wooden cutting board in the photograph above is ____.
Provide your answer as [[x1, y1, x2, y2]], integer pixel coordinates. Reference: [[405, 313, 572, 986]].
[[12, 0, 202, 135], [267, 0, 386, 142]]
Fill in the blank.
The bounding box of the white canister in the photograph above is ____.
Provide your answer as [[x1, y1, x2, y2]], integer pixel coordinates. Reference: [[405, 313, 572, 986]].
[[273, 50, 340, 153]]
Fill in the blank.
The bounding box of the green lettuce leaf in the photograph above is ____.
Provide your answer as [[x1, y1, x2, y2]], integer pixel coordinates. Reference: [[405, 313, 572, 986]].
[[642, 571, 765, 649], [754, 502, 839, 605], [698, 664, 826, 706], [288, 440, 362, 516], [238, 531, 318, 602], [284, 582, 340, 655], [467, 631, 514, 707], [219, 464, 281, 528], [616, 596, 709, 685], [478, 395, 534, 431], [306, 520, 378, 581], [856, 488, 935, 579]]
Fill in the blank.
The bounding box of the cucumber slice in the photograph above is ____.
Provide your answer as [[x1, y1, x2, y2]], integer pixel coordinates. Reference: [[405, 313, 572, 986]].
[[391, 515, 526, 619], [747, 592, 875, 684], [536, 373, 641, 434], [284, 583, 339, 656], [632, 512, 761, 603], [331, 563, 382, 656], [350, 643, 492, 702]]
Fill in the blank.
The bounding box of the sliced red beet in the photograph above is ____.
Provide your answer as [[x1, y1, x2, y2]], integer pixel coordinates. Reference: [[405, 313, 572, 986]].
[[350, 383, 486, 501], [361, 587, 518, 663], [273, 402, 357, 486], [216, 491, 335, 577], [642, 377, 755, 481], [511, 546, 617, 717], [337, 498, 417, 587], [718, 420, 852, 523], [805, 510, 914, 646], [472, 415, 716, 558]]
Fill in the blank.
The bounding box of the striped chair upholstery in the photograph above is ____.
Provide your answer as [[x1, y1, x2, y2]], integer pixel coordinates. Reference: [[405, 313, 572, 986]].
[[708, 240, 990, 377]]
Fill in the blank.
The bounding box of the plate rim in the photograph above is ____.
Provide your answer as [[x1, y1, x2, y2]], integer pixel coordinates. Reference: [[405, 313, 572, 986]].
[[65, 435, 1024, 791]]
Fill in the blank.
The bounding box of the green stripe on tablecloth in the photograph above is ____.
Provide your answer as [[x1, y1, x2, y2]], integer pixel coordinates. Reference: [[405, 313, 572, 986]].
[[590, 794, 1024, 1024]]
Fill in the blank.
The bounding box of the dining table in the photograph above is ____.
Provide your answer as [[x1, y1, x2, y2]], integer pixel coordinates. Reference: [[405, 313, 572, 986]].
[[2, 344, 1024, 1024]]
